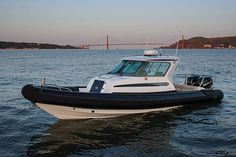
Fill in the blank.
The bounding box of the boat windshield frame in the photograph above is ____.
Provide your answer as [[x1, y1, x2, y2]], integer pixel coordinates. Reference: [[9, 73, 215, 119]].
[[109, 60, 170, 77]]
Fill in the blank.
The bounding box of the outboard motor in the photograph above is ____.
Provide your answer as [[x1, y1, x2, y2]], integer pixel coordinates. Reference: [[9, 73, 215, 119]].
[[197, 76, 213, 89], [187, 75, 200, 86], [187, 75, 213, 89]]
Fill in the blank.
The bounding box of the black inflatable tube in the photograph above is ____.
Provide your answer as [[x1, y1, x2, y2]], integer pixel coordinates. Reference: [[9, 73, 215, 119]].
[[22, 84, 223, 109]]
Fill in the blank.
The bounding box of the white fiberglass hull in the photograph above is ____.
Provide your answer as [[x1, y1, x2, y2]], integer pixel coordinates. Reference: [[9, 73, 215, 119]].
[[36, 103, 182, 120]]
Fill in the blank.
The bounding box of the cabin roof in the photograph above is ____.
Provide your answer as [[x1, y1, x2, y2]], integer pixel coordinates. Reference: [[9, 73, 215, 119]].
[[122, 55, 179, 62]]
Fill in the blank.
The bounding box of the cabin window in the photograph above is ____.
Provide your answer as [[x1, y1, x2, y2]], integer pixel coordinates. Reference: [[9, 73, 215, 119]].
[[147, 62, 162, 76], [110, 60, 126, 74], [121, 61, 142, 74], [109, 60, 170, 77], [140, 62, 170, 77], [136, 62, 152, 76], [110, 60, 142, 75], [155, 63, 170, 76]]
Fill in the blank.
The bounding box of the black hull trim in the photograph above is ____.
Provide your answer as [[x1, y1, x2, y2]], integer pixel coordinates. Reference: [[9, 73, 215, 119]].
[[22, 84, 223, 109]]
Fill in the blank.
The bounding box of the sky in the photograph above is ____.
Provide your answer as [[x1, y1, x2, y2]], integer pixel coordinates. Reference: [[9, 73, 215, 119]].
[[0, 0, 236, 47]]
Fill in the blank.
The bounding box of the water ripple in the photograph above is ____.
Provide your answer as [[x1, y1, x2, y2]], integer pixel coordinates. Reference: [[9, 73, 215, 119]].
[[0, 49, 236, 157]]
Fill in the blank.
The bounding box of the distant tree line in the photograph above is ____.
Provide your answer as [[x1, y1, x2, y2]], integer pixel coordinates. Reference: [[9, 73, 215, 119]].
[[0, 41, 83, 49]]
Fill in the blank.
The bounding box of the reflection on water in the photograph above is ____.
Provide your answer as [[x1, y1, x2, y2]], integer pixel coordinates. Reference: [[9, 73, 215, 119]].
[[26, 114, 173, 156], [26, 104, 222, 157]]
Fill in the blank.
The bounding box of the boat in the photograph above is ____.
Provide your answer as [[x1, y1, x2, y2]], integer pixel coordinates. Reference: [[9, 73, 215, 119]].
[[21, 50, 223, 119]]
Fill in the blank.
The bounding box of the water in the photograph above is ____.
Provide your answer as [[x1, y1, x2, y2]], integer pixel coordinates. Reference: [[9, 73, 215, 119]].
[[0, 49, 236, 157]]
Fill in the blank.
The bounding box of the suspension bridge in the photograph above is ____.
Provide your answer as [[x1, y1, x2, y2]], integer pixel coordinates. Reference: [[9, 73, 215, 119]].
[[77, 35, 185, 49]]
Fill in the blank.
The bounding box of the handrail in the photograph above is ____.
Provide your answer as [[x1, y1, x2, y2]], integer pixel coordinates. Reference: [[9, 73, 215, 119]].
[[174, 74, 215, 89], [199, 76, 205, 87], [60, 87, 73, 91], [176, 74, 212, 77], [42, 84, 73, 91]]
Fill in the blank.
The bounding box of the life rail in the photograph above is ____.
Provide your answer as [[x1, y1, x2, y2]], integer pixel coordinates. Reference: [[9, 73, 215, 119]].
[[174, 74, 216, 89], [40, 78, 73, 91], [43, 84, 73, 91]]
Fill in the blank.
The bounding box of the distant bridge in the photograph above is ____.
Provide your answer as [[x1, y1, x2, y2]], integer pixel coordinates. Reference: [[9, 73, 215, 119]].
[[77, 35, 179, 49]]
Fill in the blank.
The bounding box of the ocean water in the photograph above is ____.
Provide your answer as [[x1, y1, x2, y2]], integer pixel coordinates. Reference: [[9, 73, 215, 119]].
[[0, 49, 235, 157]]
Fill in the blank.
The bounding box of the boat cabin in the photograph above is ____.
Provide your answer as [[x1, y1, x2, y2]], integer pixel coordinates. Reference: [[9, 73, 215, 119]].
[[82, 50, 180, 93]]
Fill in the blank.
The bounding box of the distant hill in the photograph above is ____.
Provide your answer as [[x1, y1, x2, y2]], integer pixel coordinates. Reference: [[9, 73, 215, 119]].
[[0, 41, 86, 49], [164, 36, 236, 49]]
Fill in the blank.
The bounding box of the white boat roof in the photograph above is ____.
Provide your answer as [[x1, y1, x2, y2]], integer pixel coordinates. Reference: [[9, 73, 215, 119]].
[[122, 55, 179, 62]]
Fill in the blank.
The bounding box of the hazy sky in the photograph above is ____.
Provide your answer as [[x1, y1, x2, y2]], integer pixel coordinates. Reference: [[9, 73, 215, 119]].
[[0, 0, 236, 46]]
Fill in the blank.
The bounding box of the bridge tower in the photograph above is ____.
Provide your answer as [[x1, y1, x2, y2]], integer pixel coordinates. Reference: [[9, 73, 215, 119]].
[[106, 35, 109, 49], [182, 34, 184, 49]]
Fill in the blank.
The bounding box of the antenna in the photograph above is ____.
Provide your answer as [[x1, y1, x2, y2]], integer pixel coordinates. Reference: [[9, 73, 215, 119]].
[[145, 40, 149, 50]]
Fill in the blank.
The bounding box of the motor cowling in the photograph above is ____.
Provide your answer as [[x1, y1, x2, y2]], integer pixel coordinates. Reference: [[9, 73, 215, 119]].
[[187, 75, 213, 89]]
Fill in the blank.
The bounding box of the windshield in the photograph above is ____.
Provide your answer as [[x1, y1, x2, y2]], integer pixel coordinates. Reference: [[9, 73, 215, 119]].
[[110, 60, 170, 77]]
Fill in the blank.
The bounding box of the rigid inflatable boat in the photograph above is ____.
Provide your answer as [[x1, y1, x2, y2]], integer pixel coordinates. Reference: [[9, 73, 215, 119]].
[[22, 50, 223, 119]]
